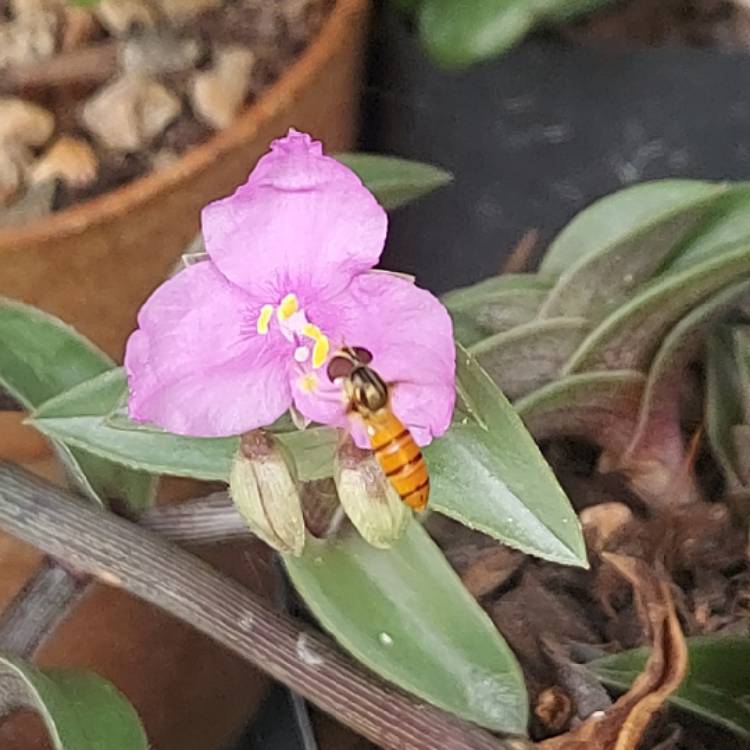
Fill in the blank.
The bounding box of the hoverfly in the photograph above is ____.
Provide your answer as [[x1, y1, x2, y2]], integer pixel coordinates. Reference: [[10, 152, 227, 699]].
[[327, 346, 429, 511]]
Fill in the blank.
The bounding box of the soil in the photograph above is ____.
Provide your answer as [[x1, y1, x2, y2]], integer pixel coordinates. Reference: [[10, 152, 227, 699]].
[[0, 0, 333, 221], [426, 436, 750, 750]]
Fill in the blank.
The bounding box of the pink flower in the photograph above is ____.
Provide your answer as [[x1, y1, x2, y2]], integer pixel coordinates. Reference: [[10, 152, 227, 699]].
[[125, 130, 455, 447]]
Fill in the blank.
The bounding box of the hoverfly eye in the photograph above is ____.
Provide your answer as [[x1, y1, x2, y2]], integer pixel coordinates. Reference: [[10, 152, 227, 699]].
[[352, 346, 373, 364], [327, 356, 355, 382]]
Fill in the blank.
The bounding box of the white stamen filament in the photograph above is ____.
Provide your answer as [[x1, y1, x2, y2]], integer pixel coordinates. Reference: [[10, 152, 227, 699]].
[[254, 293, 331, 387]]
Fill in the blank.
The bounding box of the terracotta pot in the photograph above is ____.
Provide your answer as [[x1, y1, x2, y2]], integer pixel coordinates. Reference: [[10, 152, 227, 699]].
[[0, 0, 370, 361], [0, 412, 49, 465]]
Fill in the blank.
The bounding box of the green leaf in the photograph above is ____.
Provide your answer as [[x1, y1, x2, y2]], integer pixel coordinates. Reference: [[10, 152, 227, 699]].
[[31, 369, 238, 480], [0, 297, 113, 404], [663, 183, 750, 273], [589, 636, 750, 740], [626, 280, 750, 461], [564, 241, 750, 373], [539, 180, 724, 276], [539, 184, 727, 320], [390, 0, 421, 13], [540, 0, 620, 22], [442, 273, 551, 309], [276, 426, 337, 481], [0, 298, 154, 511], [733, 326, 750, 426], [515, 371, 646, 458], [0, 655, 148, 749], [418, 0, 534, 68], [418, 0, 618, 67], [732, 424, 750, 487], [335, 154, 452, 210], [284, 520, 528, 733], [424, 345, 587, 567], [31, 369, 336, 483], [471, 317, 589, 400], [443, 274, 553, 347], [706, 328, 746, 489]]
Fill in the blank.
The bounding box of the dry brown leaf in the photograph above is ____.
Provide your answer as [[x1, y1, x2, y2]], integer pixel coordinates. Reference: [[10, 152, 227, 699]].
[[460, 545, 524, 598], [501, 228, 539, 274], [534, 686, 575, 734], [540, 636, 612, 721], [539, 553, 688, 750], [580, 502, 634, 554]]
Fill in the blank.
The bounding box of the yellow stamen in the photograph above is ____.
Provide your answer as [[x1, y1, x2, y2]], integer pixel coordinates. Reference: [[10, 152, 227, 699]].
[[312, 335, 329, 369], [277, 293, 299, 322], [256, 304, 274, 334], [302, 322, 322, 340], [299, 373, 318, 392]]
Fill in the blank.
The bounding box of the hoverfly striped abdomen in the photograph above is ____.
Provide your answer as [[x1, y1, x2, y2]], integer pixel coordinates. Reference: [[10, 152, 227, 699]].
[[327, 346, 430, 511]]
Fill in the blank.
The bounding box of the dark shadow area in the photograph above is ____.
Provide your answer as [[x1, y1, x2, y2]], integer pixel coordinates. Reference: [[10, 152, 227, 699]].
[[363, 7, 750, 293]]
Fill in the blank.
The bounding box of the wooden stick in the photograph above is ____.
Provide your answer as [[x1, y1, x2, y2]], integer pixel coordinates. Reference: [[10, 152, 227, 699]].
[[139, 491, 251, 544], [0, 463, 530, 750]]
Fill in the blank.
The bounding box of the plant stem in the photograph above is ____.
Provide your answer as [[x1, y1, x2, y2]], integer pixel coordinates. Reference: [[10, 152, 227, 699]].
[[0, 557, 87, 657], [0, 463, 530, 750], [139, 492, 251, 544]]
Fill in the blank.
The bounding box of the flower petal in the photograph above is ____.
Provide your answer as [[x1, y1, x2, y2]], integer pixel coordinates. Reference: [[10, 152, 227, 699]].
[[299, 272, 456, 447], [291, 372, 348, 430], [125, 262, 292, 436], [201, 131, 387, 302]]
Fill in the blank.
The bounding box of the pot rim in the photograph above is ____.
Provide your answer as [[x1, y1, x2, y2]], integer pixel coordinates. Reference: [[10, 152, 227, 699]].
[[0, 0, 368, 249]]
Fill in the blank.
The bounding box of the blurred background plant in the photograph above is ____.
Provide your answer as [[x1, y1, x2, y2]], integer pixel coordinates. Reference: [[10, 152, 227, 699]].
[[390, 0, 617, 68]]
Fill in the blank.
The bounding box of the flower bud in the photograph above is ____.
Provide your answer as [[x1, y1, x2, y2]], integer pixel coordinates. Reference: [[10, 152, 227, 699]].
[[334, 437, 410, 549], [229, 431, 305, 556]]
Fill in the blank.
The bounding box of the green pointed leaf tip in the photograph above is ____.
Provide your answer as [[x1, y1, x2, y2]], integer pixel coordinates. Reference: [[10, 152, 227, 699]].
[[425, 345, 587, 567], [0, 656, 148, 750], [0, 298, 154, 511], [590, 636, 750, 739], [335, 153, 452, 209], [284, 521, 528, 733], [0, 296, 113, 410]]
